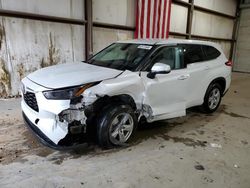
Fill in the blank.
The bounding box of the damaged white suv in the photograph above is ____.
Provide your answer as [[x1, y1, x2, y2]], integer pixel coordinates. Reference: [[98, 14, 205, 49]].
[[21, 39, 232, 149]]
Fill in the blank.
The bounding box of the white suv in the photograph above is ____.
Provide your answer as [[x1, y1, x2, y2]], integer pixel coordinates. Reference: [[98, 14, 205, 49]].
[[21, 39, 232, 149]]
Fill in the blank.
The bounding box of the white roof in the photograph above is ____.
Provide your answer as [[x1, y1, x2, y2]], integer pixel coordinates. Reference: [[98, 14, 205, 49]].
[[117, 38, 219, 48]]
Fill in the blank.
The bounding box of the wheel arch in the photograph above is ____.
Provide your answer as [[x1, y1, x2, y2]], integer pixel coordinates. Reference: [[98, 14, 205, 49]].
[[207, 77, 226, 94], [85, 94, 137, 118], [109, 94, 137, 110], [201, 77, 225, 113]]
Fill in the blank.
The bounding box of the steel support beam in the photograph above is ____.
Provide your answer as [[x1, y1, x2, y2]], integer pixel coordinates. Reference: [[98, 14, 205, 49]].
[[230, 17, 239, 61], [169, 31, 188, 38], [230, 1, 241, 62], [186, 0, 194, 39], [0, 9, 87, 25], [85, 0, 93, 60], [93, 22, 135, 31], [172, 0, 191, 7]]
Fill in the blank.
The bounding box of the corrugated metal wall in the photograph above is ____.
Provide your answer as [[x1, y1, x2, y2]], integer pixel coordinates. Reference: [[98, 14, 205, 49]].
[[234, 5, 250, 72], [0, 0, 238, 97], [170, 0, 237, 58], [92, 0, 237, 57], [0, 0, 85, 97], [92, 0, 135, 53]]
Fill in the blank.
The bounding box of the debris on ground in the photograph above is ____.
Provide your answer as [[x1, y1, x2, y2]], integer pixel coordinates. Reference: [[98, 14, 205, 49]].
[[241, 140, 248, 145], [234, 164, 239, 168], [210, 143, 222, 148], [194, 164, 205, 170]]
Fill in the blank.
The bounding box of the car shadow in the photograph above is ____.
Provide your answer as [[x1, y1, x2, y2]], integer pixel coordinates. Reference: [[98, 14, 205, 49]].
[[16, 105, 226, 165], [61, 105, 225, 159]]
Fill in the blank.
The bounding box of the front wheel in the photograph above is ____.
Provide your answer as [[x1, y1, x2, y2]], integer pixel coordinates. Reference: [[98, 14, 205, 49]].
[[97, 104, 137, 148], [201, 83, 222, 113]]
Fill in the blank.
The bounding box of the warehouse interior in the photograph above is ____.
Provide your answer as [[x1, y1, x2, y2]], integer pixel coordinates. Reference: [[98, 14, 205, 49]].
[[0, 0, 250, 187]]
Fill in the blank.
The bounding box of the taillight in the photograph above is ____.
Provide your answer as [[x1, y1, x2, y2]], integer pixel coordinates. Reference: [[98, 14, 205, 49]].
[[225, 60, 233, 67]]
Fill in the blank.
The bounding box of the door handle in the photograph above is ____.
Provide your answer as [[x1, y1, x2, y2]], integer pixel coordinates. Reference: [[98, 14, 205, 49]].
[[178, 74, 190, 80]]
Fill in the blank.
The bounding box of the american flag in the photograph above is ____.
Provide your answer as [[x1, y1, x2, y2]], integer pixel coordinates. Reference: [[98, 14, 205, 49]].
[[135, 0, 172, 39]]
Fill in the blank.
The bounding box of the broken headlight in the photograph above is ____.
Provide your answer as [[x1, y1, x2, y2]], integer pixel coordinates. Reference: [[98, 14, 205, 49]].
[[43, 84, 94, 100]]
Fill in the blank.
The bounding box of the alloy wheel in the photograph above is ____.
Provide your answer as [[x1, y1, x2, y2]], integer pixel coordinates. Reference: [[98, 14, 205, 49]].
[[109, 113, 134, 145]]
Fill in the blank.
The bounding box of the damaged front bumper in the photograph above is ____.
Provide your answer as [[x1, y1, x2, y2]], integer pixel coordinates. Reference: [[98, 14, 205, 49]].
[[22, 95, 90, 149], [22, 112, 87, 150], [21, 78, 93, 150]]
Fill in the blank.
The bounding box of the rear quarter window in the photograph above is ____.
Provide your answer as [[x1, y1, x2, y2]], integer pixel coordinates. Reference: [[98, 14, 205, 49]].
[[202, 45, 221, 61], [181, 44, 205, 65]]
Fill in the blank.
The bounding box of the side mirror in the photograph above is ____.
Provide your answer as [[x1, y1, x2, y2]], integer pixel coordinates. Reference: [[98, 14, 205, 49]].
[[147, 63, 171, 79]]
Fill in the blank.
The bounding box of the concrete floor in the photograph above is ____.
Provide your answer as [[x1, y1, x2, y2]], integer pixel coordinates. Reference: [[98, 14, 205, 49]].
[[0, 72, 249, 188]]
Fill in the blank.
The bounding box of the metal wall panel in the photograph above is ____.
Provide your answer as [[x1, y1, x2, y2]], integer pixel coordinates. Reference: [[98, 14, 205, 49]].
[[192, 11, 234, 39], [0, 0, 85, 97], [93, 0, 135, 27], [93, 27, 133, 54], [217, 41, 231, 59], [0, 0, 84, 19], [194, 0, 237, 16], [92, 0, 135, 56], [191, 10, 234, 58], [0, 17, 85, 97], [234, 8, 250, 72], [170, 4, 188, 34], [0, 0, 238, 97]]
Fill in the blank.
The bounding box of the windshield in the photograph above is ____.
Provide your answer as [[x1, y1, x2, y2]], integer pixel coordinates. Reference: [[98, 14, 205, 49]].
[[88, 43, 153, 71]]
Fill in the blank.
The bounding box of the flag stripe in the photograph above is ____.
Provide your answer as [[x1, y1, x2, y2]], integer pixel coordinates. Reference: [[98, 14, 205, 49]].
[[140, 0, 145, 38], [161, 0, 167, 38], [156, 0, 161, 38], [166, 0, 172, 38], [149, 0, 154, 38], [159, 0, 165, 37], [136, 0, 172, 39], [146, 0, 151, 38], [135, 0, 139, 38], [143, 0, 148, 38], [152, 0, 158, 38], [164, 0, 169, 38]]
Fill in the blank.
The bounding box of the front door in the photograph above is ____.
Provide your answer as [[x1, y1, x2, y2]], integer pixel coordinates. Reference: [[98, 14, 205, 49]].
[[140, 46, 189, 121]]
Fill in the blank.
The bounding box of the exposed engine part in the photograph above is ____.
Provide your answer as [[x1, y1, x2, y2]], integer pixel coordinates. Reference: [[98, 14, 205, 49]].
[[82, 91, 99, 106], [59, 108, 86, 123], [58, 104, 88, 134], [69, 120, 86, 134]]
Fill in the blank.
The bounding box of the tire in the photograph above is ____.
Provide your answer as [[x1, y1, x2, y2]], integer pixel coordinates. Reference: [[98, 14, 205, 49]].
[[201, 83, 222, 113], [97, 104, 137, 148]]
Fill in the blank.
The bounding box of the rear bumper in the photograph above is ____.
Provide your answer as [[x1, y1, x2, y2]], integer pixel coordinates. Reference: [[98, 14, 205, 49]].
[[22, 112, 88, 150], [223, 73, 231, 97]]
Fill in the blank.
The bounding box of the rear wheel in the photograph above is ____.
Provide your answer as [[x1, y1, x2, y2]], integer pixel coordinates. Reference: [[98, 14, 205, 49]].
[[97, 104, 137, 148], [201, 83, 222, 113]]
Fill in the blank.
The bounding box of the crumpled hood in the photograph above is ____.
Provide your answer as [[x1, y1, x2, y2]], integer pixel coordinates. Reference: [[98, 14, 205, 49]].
[[27, 62, 122, 89]]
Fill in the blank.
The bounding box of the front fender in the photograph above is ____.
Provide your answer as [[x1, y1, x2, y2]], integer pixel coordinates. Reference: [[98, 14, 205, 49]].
[[83, 71, 145, 107]]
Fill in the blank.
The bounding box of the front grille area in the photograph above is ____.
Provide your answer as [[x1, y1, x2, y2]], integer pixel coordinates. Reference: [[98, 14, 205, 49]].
[[24, 92, 39, 112]]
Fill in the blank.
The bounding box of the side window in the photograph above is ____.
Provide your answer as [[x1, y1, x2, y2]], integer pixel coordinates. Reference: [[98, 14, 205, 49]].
[[147, 47, 184, 71], [182, 44, 205, 65], [202, 45, 221, 61]]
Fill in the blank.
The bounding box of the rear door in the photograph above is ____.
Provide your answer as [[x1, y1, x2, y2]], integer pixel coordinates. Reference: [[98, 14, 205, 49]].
[[179, 44, 210, 108]]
